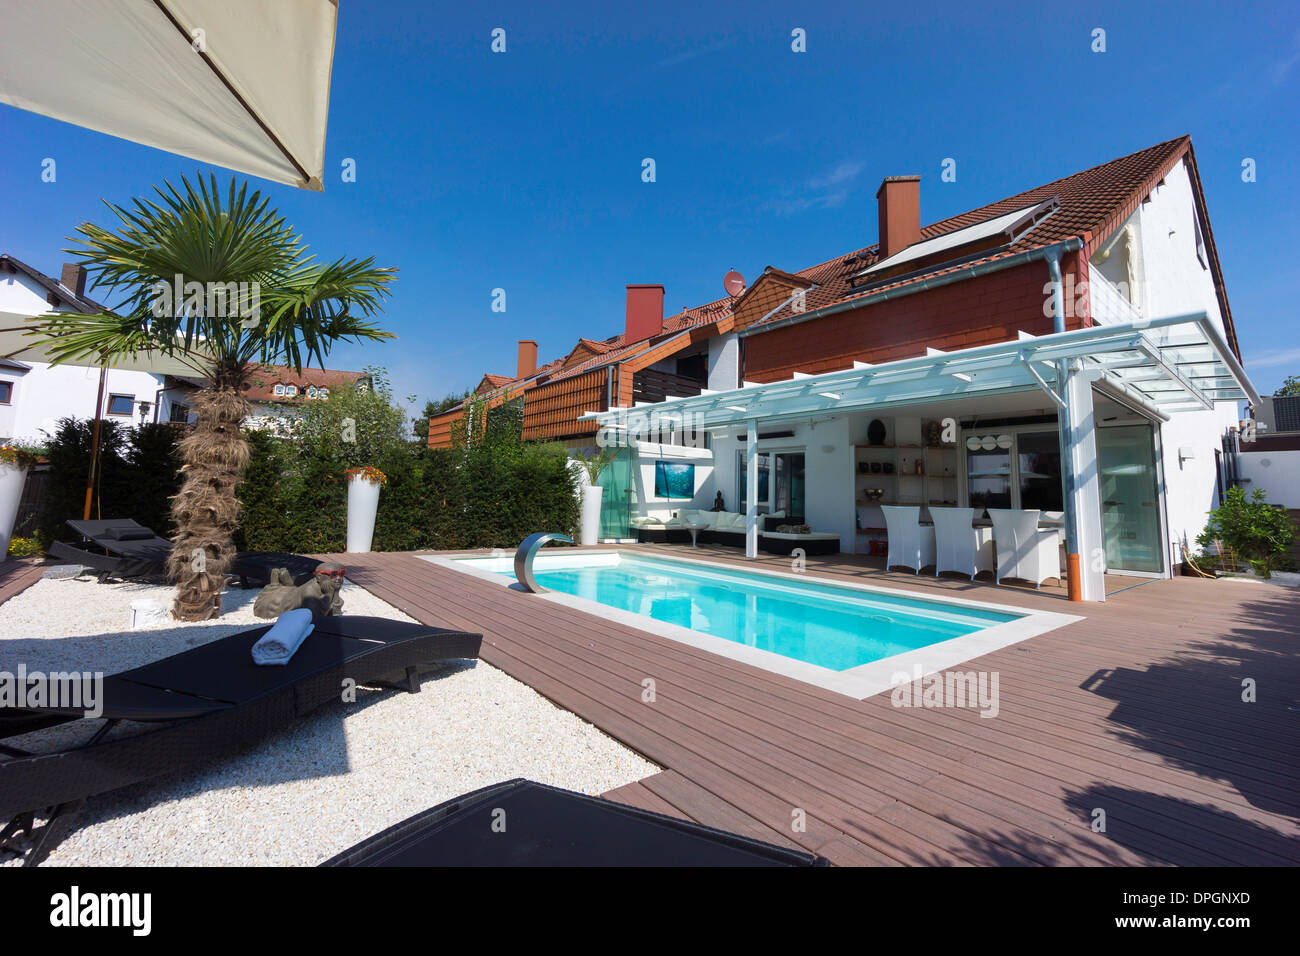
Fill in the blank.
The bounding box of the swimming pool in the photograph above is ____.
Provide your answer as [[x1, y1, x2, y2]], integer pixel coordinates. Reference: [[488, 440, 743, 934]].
[[429, 551, 1080, 699]]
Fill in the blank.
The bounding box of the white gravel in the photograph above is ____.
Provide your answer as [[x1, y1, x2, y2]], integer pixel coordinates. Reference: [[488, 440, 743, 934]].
[[0, 576, 658, 866]]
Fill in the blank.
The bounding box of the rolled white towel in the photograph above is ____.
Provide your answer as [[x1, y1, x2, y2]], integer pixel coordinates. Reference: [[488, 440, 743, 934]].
[[251, 609, 315, 666]]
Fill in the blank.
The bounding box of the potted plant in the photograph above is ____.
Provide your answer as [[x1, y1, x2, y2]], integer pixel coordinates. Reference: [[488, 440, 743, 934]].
[[574, 449, 615, 546], [0, 445, 39, 562], [344, 465, 387, 553]]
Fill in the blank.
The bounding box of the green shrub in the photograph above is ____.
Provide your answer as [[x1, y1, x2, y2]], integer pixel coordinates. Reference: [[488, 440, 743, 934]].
[[236, 386, 578, 553], [1197, 486, 1297, 579], [37, 418, 180, 546]]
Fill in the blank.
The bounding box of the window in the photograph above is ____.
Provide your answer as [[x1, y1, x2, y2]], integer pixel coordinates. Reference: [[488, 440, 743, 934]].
[[654, 461, 695, 499], [306, 386, 319, 399], [964, 428, 1062, 514], [106, 394, 134, 416], [273, 383, 286, 397], [285, 384, 298, 397], [169, 402, 190, 423], [0, 381, 12, 405], [318, 386, 330, 399]]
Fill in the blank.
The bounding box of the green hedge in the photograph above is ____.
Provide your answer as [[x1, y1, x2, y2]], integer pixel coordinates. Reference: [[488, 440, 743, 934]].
[[236, 430, 579, 554], [38, 418, 182, 546]]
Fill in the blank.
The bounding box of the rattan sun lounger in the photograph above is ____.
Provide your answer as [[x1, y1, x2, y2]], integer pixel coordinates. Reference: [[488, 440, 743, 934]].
[[48, 519, 322, 585], [0, 615, 482, 866], [323, 779, 828, 867], [48, 518, 173, 579]]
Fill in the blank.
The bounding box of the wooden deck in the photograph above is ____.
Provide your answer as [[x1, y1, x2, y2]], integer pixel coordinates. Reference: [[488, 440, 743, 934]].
[[326, 544, 1299, 866], [0, 558, 46, 606]]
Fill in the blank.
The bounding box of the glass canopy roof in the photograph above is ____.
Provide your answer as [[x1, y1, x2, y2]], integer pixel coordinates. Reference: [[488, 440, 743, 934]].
[[589, 313, 1256, 435]]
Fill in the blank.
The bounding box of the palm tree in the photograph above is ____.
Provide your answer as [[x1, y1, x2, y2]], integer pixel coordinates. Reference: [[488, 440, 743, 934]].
[[36, 175, 395, 620]]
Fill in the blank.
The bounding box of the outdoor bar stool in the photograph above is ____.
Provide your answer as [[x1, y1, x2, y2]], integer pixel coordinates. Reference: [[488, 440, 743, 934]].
[[987, 508, 1061, 588], [930, 507, 980, 580], [880, 505, 936, 574]]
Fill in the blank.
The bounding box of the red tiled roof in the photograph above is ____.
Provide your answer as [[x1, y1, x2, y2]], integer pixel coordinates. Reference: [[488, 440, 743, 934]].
[[477, 373, 514, 390], [748, 136, 1208, 331], [241, 364, 368, 402], [462, 135, 1237, 399]]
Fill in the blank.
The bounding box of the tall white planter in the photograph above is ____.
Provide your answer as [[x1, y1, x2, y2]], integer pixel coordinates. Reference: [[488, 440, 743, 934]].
[[580, 483, 603, 546], [0, 462, 29, 563], [346, 474, 382, 553]]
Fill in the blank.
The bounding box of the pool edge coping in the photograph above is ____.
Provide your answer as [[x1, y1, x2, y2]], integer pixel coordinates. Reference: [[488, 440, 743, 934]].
[[422, 549, 1083, 700]]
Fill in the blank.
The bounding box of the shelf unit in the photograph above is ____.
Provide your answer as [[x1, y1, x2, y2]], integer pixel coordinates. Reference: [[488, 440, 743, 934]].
[[852, 416, 960, 554]]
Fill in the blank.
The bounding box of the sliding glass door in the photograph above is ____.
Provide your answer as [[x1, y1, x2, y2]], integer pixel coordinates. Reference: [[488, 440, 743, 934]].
[[1097, 425, 1163, 573], [738, 450, 805, 516]]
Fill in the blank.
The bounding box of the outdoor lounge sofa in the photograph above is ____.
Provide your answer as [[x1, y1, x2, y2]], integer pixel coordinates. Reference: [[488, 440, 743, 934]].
[[0, 614, 483, 866], [323, 778, 827, 866], [48, 518, 322, 586], [635, 511, 840, 555]]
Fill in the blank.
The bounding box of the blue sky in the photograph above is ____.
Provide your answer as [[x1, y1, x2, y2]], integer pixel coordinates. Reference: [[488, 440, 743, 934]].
[[2, 0, 1297, 412]]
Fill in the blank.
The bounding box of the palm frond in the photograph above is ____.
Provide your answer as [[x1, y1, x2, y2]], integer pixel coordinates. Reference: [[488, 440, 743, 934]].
[[30, 173, 396, 375]]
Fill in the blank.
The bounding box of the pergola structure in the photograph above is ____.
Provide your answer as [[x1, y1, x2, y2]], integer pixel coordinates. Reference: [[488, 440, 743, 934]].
[[589, 312, 1257, 601]]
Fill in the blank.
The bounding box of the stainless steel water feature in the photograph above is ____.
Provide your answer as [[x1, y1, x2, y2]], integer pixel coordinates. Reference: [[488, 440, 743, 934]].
[[514, 532, 573, 593]]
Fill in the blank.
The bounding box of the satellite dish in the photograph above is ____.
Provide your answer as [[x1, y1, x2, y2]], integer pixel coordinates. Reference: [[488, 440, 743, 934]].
[[723, 270, 746, 297]]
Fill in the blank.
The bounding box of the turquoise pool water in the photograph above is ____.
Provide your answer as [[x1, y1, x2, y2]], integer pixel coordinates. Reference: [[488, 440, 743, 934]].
[[480, 555, 1020, 671]]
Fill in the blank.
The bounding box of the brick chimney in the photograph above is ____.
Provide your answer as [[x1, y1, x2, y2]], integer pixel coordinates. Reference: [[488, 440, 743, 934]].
[[517, 339, 538, 378], [60, 262, 88, 298], [876, 175, 922, 260], [625, 284, 665, 343]]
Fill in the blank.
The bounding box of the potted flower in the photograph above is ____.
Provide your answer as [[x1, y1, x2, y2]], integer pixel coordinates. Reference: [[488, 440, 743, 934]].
[[344, 465, 387, 553], [574, 449, 615, 546], [0, 445, 39, 562]]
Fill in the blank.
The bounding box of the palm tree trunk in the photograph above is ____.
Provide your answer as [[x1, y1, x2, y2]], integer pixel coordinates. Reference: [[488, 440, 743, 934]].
[[168, 375, 251, 621]]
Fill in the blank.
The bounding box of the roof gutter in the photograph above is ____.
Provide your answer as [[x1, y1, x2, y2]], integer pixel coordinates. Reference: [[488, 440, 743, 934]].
[[739, 237, 1084, 338]]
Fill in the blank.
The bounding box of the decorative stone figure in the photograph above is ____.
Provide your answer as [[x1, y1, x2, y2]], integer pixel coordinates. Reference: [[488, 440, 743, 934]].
[[253, 562, 345, 619]]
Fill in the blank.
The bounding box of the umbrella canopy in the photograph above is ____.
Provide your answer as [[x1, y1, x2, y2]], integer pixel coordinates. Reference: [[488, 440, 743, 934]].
[[0, 309, 209, 376], [0, 0, 337, 190]]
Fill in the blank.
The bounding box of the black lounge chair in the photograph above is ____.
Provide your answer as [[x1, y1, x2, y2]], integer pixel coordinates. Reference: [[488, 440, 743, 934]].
[[0, 615, 482, 866], [48, 519, 173, 580], [323, 779, 828, 867], [48, 519, 321, 586], [230, 551, 324, 588]]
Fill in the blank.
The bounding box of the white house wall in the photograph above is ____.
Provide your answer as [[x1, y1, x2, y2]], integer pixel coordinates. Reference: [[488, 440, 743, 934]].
[[0, 361, 165, 442], [629, 441, 714, 519], [707, 333, 739, 391], [1094, 155, 1242, 562], [1239, 449, 1300, 509]]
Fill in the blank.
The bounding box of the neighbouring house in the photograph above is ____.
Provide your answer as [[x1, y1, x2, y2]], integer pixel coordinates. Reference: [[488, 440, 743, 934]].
[[0, 255, 369, 441], [158, 364, 371, 434], [1238, 395, 1300, 508], [0, 255, 169, 441], [429, 136, 1258, 600]]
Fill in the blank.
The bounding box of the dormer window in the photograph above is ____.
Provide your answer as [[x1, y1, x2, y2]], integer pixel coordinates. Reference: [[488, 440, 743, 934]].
[[273, 383, 286, 397], [285, 384, 298, 397], [318, 387, 330, 398], [306, 386, 319, 399]]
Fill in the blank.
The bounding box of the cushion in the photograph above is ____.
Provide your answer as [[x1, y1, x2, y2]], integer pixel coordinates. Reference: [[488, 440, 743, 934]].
[[775, 524, 812, 535], [769, 510, 786, 520], [722, 512, 746, 529], [106, 527, 156, 541]]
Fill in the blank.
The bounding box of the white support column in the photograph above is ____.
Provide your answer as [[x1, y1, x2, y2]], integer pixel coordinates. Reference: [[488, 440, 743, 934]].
[[1060, 361, 1106, 601], [746, 419, 759, 559]]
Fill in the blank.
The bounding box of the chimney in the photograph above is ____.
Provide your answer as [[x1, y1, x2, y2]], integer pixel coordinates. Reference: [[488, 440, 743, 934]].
[[60, 262, 88, 298], [625, 284, 665, 343], [876, 175, 922, 260], [517, 339, 538, 378]]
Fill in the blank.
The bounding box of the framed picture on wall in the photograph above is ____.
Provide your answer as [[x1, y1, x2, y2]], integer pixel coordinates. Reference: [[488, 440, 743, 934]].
[[654, 460, 695, 499]]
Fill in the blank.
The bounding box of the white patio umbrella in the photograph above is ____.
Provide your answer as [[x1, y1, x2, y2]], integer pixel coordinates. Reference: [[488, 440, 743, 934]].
[[0, 0, 338, 190]]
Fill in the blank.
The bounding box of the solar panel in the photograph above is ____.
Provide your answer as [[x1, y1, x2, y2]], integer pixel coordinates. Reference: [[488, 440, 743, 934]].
[[1274, 396, 1300, 432]]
